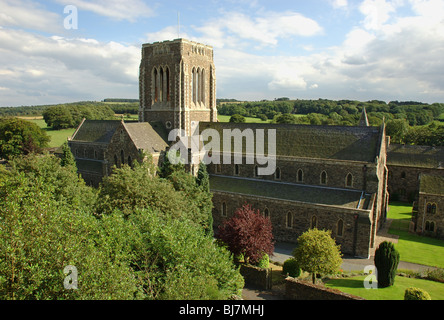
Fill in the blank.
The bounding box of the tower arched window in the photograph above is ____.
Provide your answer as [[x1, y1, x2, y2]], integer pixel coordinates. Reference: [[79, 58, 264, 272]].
[[234, 164, 240, 176], [200, 68, 205, 104], [159, 67, 164, 102], [153, 68, 159, 102], [165, 67, 170, 101]]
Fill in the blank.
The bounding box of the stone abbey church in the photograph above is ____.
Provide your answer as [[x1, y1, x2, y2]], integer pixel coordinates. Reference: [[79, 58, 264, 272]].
[[70, 38, 397, 258]]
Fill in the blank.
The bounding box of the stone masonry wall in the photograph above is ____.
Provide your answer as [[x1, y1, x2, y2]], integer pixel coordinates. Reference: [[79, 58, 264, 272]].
[[212, 191, 373, 258]]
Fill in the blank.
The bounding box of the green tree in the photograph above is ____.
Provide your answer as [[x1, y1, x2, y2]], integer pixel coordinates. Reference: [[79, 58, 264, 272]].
[[0, 160, 138, 299], [195, 162, 213, 235], [229, 114, 246, 123], [385, 119, 409, 144], [0, 117, 50, 159], [274, 113, 299, 124], [127, 208, 244, 299], [60, 141, 76, 167], [374, 241, 400, 288], [293, 228, 342, 284], [42, 105, 74, 129]]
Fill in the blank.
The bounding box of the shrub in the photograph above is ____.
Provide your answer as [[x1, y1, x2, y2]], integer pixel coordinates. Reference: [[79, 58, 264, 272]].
[[374, 241, 400, 288], [282, 258, 301, 278], [217, 203, 274, 265], [256, 253, 269, 269], [404, 287, 431, 300]]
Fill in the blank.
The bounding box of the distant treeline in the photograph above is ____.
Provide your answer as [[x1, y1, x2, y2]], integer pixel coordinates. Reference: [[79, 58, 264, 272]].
[[0, 101, 140, 117], [218, 98, 444, 146], [217, 98, 444, 126]]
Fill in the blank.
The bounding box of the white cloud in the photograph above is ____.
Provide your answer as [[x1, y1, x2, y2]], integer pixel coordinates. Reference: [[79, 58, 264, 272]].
[[193, 10, 323, 48], [0, 28, 140, 106], [55, 0, 154, 22], [0, 0, 63, 33], [359, 0, 398, 30], [331, 0, 349, 8]]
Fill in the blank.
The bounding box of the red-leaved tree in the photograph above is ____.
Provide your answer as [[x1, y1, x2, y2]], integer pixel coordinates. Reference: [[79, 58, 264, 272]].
[[216, 203, 274, 265]]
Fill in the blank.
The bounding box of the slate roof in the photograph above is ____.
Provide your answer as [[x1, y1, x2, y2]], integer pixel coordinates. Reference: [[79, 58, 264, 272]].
[[387, 144, 444, 169], [199, 122, 381, 162], [210, 175, 370, 209], [71, 120, 121, 143], [419, 174, 444, 195], [70, 119, 168, 153], [124, 122, 169, 153]]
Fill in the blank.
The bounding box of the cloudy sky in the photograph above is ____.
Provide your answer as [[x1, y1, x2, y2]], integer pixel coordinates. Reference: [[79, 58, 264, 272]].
[[1, 0, 444, 107]]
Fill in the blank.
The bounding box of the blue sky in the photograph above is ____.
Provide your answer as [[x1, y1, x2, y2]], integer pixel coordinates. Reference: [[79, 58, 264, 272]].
[[1, 0, 444, 107]]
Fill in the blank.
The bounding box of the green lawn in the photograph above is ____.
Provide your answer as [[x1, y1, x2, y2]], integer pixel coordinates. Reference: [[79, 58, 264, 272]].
[[387, 201, 444, 268], [217, 115, 272, 123], [325, 275, 444, 300], [26, 118, 76, 148]]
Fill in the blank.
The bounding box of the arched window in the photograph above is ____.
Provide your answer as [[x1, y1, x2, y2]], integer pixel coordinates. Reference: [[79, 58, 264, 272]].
[[286, 212, 293, 228], [320, 171, 327, 185], [121, 150, 125, 165], [311, 215, 317, 229], [234, 164, 240, 176], [337, 219, 344, 237], [346, 173, 353, 188], [432, 204, 437, 214], [165, 66, 170, 102], [427, 203, 432, 213], [275, 167, 281, 180], [401, 172, 406, 179], [200, 68, 205, 104], [297, 169, 303, 182], [128, 156, 132, 167], [425, 221, 435, 232], [254, 165, 259, 177], [192, 67, 196, 104], [222, 202, 227, 217], [159, 67, 164, 102], [114, 154, 118, 166], [153, 68, 159, 102], [264, 208, 269, 219]]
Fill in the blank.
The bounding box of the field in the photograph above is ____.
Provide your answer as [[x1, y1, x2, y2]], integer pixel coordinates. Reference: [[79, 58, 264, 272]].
[[19, 117, 75, 148], [217, 114, 272, 123]]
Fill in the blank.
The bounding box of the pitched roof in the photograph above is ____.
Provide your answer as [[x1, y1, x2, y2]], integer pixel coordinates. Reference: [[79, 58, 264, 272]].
[[198, 122, 381, 162], [70, 120, 121, 143], [359, 107, 370, 127], [387, 144, 444, 169], [210, 175, 370, 209], [419, 174, 444, 195], [123, 122, 168, 153]]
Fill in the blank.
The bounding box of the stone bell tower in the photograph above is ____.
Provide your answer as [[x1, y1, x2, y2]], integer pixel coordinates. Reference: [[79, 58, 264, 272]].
[[138, 38, 217, 137]]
